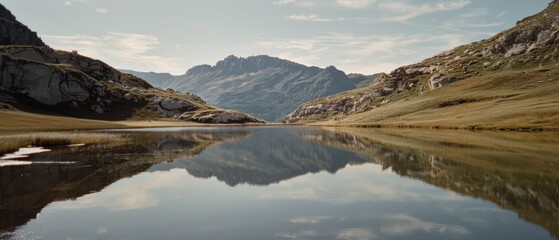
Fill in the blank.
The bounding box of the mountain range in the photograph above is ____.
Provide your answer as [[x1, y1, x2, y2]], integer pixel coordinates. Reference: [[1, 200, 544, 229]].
[[0, 4, 262, 124], [123, 57, 379, 121], [284, 0, 559, 130]]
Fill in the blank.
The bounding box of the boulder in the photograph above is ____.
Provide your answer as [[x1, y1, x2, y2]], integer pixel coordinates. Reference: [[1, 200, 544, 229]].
[[178, 110, 265, 124], [429, 74, 457, 89], [153, 96, 198, 118]]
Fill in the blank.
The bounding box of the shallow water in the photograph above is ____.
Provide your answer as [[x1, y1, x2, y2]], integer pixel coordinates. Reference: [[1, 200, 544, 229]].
[[0, 127, 558, 240]]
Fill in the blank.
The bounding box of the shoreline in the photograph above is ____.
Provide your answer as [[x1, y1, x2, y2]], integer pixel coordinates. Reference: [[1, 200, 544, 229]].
[[1, 110, 556, 133]]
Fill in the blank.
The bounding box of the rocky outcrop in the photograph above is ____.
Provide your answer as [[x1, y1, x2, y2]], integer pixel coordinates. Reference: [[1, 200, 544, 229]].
[[428, 74, 456, 90], [0, 53, 107, 109], [153, 96, 198, 118], [284, 1, 559, 123], [177, 110, 266, 124], [124, 55, 377, 122], [0, 4, 45, 46], [0, 3, 262, 123]]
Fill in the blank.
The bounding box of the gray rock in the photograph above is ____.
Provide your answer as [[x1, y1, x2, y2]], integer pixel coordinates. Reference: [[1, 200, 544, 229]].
[[505, 44, 527, 57], [429, 74, 456, 89], [153, 96, 198, 118], [178, 110, 265, 124], [0, 5, 45, 46]]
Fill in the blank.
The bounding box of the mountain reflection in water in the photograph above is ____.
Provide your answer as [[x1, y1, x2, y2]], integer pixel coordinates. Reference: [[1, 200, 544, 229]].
[[0, 127, 557, 239]]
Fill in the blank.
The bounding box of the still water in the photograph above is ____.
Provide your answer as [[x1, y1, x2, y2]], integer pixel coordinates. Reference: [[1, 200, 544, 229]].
[[1, 127, 558, 240]]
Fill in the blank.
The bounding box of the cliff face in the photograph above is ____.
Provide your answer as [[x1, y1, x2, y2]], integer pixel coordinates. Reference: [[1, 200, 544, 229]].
[[0, 4, 262, 123], [284, 2, 559, 128], [0, 5, 45, 46]]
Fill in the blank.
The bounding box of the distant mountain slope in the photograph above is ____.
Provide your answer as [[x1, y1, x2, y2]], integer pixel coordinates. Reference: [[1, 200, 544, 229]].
[[0, 4, 262, 124], [284, 1, 559, 130], [120, 69, 175, 88], [126, 56, 378, 121]]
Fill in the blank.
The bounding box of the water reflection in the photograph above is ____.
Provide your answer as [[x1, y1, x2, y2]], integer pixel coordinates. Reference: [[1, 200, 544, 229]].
[[152, 127, 373, 186], [0, 127, 557, 239], [0, 129, 250, 233], [301, 128, 559, 238]]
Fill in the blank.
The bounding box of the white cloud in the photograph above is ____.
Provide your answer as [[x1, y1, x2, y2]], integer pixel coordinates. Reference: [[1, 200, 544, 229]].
[[51, 169, 185, 211], [96, 8, 108, 14], [43, 32, 185, 74], [496, 11, 508, 18], [289, 216, 334, 224], [336, 0, 376, 9], [64, 0, 88, 6], [274, 0, 295, 5], [380, 214, 471, 236], [287, 14, 332, 22], [458, 8, 488, 18], [255, 32, 466, 74], [337, 228, 377, 240], [273, 0, 316, 7], [379, 0, 471, 22]]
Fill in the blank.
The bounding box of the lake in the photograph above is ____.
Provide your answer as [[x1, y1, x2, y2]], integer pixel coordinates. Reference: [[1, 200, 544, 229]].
[[1, 127, 558, 240]]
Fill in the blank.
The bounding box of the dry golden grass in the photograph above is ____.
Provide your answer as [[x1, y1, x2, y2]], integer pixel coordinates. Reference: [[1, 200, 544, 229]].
[[0, 132, 126, 155], [0, 111, 128, 133], [324, 127, 559, 173], [312, 67, 559, 130]]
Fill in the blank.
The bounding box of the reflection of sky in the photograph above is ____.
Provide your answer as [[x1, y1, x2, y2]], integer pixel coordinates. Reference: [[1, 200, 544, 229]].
[[14, 163, 552, 240], [8, 127, 554, 240]]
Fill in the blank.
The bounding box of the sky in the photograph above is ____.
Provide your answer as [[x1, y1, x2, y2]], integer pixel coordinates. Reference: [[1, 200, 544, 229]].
[[2, 0, 550, 75]]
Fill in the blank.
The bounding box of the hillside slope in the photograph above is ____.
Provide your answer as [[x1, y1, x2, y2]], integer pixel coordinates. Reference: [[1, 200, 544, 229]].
[[125, 56, 377, 122], [0, 4, 263, 124], [284, 1, 559, 130]]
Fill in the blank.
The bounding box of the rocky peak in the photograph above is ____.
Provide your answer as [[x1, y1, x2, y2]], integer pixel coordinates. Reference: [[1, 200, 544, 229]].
[[0, 3, 45, 46], [185, 64, 212, 75], [0, 4, 17, 22]]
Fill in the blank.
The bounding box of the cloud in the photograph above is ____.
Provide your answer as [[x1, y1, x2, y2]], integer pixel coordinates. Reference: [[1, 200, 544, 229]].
[[458, 8, 488, 18], [337, 228, 377, 240], [51, 169, 185, 211], [380, 214, 471, 236], [336, 0, 376, 9], [379, 0, 471, 22], [274, 0, 295, 5], [273, 0, 316, 7], [496, 11, 508, 18], [64, 0, 88, 6], [287, 14, 332, 22], [255, 32, 466, 74], [96, 8, 108, 14], [289, 216, 334, 224], [43, 32, 185, 74]]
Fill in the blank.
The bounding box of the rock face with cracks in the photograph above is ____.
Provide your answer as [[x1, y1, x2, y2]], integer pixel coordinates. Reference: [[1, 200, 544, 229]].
[[0, 4, 262, 124]]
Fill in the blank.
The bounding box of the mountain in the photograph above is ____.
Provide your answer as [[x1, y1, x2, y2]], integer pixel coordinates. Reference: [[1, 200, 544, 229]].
[[124, 56, 378, 122], [284, 1, 559, 130], [0, 4, 262, 124], [120, 69, 175, 88]]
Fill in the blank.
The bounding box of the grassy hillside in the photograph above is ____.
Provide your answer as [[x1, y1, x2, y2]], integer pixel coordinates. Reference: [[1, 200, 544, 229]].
[[285, 1, 559, 130], [312, 67, 559, 130]]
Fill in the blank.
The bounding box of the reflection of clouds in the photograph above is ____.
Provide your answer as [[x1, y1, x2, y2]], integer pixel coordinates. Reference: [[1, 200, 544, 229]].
[[258, 164, 460, 204], [290, 216, 333, 224], [258, 188, 318, 200], [337, 228, 377, 240], [380, 214, 471, 236], [52, 170, 184, 211]]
